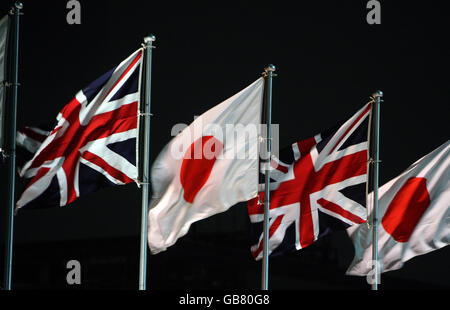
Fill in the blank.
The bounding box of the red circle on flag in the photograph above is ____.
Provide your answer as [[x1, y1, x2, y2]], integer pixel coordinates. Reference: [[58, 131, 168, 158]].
[[180, 136, 224, 204], [381, 177, 431, 243]]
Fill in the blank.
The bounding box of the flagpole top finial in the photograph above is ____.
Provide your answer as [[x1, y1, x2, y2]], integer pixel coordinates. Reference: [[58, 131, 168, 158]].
[[372, 90, 383, 98], [143, 35, 156, 44], [265, 64, 276, 73]]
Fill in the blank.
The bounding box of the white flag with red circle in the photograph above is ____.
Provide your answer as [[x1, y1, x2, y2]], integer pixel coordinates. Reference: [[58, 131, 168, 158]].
[[148, 78, 264, 254], [346, 139, 450, 275]]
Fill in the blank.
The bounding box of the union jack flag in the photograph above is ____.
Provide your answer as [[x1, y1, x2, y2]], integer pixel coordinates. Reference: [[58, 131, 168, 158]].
[[248, 103, 372, 260], [16, 49, 143, 210]]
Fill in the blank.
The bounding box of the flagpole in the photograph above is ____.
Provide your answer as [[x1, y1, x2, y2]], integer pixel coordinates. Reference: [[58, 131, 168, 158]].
[[370, 90, 382, 290], [138, 35, 155, 290], [261, 64, 276, 290], [3, 2, 22, 291]]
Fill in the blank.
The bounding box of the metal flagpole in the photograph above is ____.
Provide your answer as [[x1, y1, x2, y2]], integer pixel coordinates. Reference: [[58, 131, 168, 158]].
[[370, 90, 382, 290], [261, 64, 276, 290], [138, 35, 155, 290], [3, 2, 22, 291]]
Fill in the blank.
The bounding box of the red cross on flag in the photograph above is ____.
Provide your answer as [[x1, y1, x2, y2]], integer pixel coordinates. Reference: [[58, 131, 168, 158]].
[[248, 103, 372, 259], [16, 49, 143, 210], [148, 78, 264, 254], [346, 140, 450, 276]]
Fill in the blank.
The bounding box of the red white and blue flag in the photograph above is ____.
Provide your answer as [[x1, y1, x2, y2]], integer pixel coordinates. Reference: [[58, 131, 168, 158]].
[[16, 49, 143, 210], [247, 103, 372, 260]]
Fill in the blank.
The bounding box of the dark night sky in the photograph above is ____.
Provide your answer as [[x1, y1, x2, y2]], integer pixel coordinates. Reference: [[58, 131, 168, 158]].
[[0, 0, 449, 289]]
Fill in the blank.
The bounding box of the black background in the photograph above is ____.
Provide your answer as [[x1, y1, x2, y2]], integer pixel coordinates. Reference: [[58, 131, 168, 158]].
[[0, 0, 449, 289]]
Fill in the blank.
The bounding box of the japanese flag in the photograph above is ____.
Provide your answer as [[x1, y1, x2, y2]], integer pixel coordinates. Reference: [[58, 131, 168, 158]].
[[148, 78, 264, 254], [346, 140, 450, 275]]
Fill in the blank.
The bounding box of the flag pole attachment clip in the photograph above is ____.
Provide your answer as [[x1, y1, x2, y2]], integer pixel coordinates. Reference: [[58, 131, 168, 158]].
[[369, 90, 384, 103], [2, 81, 21, 87], [142, 35, 156, 49], [138, 112, 154, 117], [262, 64, 277, 77], [9, 2, 24, 16]]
